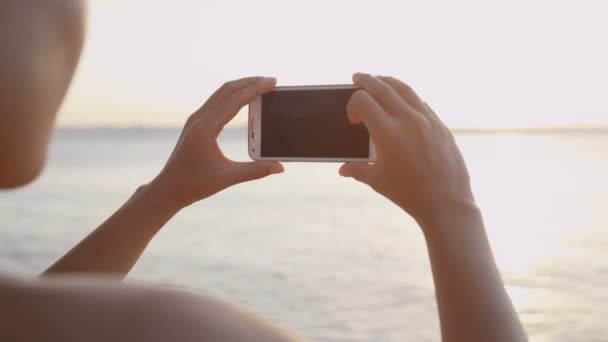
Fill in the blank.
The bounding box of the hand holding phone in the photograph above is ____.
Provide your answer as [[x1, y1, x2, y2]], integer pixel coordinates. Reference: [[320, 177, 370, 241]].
[[248, 85, 376, 162], [339, 74, 475, 226], [150, 77, 284, 210]]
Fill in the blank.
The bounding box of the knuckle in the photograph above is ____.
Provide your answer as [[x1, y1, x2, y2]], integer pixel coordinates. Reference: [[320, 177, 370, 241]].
[[233, 87, 257, 106], [349, 89, 366, 104], [384, 76, 399, 84], [359, 73, 375, 84], [370, 79, 393, 98], [181, 114, 201, 134], [400, 81, 414, 93], [443, 125, 455, 140], [418, 116, 433, 133], [347, 90, 368, 113], [182, 116, 194, 129], [378, 79, 394, 92], [369, 180, 382, 193], [192, 118, 211, 134], [367, 85, 383, 97], [222, 81, 239, 93], [220, 81, 230, 90], [185, 113, 199, 125]]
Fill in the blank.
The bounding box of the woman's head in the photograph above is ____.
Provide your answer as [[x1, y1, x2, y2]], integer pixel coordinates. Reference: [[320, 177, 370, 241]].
[[0, 1, 86, 188]]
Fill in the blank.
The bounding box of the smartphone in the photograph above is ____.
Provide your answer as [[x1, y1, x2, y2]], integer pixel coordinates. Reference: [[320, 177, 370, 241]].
[[248, 85, 376, 162]]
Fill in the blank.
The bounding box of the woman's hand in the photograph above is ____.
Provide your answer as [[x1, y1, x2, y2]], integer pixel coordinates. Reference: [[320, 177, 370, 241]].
[[44, 78, 282, 276], [150, 76, 284, 210], [339, 73, 475, 227]]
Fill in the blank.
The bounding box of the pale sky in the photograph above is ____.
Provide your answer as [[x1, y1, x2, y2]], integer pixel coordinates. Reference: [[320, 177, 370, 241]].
[[58, 0, 608, 128]]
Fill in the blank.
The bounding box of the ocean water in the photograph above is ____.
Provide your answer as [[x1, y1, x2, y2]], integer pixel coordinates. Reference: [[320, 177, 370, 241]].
[[1, 128, 607, 341]]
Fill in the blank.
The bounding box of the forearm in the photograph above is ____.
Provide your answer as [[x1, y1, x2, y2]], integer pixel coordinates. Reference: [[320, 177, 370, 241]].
[[337, 74, 526, 340], [42, 183, 180, 278], [419, 203, 527, 342], [42, 76, 283, 278]]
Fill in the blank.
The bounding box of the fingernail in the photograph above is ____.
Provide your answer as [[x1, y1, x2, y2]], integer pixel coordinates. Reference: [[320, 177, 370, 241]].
[[270, 163, 284, 174], [353, 73, 362, 82], [264, 77, 277, 83]]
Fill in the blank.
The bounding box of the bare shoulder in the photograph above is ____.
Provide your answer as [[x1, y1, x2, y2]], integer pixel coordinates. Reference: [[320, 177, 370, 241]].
[[0, 275, 303, 342], [0, 275, 120, 342]]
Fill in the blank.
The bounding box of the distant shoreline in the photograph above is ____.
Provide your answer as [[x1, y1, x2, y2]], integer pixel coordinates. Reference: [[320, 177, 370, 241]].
[[55, 126, 608, 134], [452, 127, 608, 134]]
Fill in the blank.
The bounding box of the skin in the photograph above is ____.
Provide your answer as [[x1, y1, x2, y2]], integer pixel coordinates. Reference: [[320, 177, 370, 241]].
[[44, 76, 284, 276], [0, 2, 297, 341], [0, 1, 528, 341], [0, 0, 85, 187], [340, 73, 528, 342], [3, 276, 299, 342]]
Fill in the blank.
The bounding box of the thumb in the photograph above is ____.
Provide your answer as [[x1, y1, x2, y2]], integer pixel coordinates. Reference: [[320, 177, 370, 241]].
[[339, 162, 374, 185], [227, 161, 284, 184]]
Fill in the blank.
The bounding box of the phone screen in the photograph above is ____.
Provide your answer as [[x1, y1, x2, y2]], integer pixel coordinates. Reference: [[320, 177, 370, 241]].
[[260, 87, 369, 158]]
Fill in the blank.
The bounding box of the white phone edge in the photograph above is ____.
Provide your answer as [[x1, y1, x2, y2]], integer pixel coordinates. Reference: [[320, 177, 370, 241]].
[[247, 85, 377, 162]]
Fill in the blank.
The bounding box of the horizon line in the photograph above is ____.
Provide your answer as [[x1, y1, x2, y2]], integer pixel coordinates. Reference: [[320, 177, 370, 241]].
[[55, 124, 608, 132]]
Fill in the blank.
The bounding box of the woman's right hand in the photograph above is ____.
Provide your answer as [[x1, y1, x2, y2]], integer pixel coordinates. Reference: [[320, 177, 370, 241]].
[[149, 76, 283, 211], [339, 73, 477, 229]]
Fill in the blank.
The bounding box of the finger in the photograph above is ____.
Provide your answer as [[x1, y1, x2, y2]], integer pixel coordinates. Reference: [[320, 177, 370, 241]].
[[347, 89, 392, 143], [210, 77, 277, 132], [339, 162, 375, 185], [203, 76, 265, 113], [181, 77, 265, 136], [170, 117, 204, 159], [177, 77, 262, 144], [376, 77, 433, 134], [226, 161, 284, 185], [353, 73, 413, 117], [346, 111, 363, 125], [424, 102, 441, 122], [424, 102, 453, 136], [377, 76, 427, 114]]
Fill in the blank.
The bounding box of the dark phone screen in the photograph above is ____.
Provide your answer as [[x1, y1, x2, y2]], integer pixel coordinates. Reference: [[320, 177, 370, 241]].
[[260, 87, 369, 158]]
